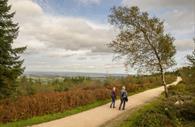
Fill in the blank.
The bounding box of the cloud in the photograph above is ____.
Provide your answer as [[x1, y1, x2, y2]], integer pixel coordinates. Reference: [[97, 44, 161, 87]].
[[161, 9, 194, 38], [46, 49, 91, 57], [8, 0, 125, 73], [174, 39, 194, 51], [76, 0, 102, 5], [9, 0, 115, 57], [122, 0, 195, 10]]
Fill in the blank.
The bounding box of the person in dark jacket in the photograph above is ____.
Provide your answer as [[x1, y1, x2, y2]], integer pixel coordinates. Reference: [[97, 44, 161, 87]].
[[119, 86, 128, 110], [110, 87, 116, 108]]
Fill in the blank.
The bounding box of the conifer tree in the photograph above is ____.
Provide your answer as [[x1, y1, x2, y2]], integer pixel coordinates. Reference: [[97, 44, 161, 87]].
[[0, 0, 26, 98]]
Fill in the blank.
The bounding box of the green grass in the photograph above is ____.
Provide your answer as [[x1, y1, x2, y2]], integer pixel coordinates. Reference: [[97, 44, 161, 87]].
[[0, 99, 110, 127], [119, 98, 161, 127]]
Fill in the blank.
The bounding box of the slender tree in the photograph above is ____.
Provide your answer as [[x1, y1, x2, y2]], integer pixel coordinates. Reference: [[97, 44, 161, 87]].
[[108, 6, 176, 97], [0, 0, 26, 98]]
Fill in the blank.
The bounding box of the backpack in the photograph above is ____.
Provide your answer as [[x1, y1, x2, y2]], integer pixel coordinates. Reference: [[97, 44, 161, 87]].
[[122, 91, 128, 102]]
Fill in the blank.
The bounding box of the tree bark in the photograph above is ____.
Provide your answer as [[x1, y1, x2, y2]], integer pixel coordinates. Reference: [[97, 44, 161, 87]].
[[160, 69, 168, 98]]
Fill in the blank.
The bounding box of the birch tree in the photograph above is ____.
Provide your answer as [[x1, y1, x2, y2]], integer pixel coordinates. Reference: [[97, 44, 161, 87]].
[[108, 6, 176, 97]]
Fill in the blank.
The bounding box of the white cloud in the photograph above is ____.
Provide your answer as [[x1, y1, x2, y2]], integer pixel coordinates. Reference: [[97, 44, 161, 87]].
[[46, 49, 91, 57], [174, 39, 194, 51], [10, 0, 43, 17], [9, 0, 115, 57], [161, 8, 194, 38], [8, 0, 124, 73]]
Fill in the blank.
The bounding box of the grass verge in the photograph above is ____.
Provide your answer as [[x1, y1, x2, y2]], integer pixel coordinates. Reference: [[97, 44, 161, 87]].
[[118, 98, 161, 127]]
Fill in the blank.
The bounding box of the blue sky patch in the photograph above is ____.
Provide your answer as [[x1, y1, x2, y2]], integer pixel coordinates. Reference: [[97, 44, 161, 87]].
[[35, 0, 122, 23]]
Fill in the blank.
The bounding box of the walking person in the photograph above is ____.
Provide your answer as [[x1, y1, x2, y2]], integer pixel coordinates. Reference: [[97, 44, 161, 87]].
[[110, 87, 116, 108], [119, 86, 128, 110]]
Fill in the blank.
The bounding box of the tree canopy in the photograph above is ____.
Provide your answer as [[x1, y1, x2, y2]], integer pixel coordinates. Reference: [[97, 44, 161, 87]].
[[108, 6, 176, 97], [0, 0, 26, 98]]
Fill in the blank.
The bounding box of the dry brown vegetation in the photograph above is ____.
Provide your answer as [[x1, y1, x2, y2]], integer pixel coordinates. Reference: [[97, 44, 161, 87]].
[[0, 87, 110, 123]]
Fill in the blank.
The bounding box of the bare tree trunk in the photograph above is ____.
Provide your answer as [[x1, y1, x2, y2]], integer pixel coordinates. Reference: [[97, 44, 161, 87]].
[[161, 69, 168, 98]]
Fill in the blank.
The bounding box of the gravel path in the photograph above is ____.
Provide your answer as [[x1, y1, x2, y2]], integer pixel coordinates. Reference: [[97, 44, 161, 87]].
[[32, 77, 182, 127]]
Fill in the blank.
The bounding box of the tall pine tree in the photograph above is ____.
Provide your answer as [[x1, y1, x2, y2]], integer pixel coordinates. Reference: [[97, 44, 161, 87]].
[[0, 0, 26, 98]]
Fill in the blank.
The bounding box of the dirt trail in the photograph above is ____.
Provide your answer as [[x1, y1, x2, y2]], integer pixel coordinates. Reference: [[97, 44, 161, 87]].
[[32, 77, 182, 127]]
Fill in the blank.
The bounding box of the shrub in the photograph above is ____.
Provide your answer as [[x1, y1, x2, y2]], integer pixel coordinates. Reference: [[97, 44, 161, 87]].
[[0, 87, 110, 123]]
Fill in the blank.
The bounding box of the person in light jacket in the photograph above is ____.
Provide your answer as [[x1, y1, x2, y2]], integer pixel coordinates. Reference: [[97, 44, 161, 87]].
[[119, 86, 128, 110]]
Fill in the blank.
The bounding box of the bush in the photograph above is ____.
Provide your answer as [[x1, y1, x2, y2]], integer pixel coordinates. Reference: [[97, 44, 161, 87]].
[[130, 97, 178, 127], [134, 110, 177, 127]]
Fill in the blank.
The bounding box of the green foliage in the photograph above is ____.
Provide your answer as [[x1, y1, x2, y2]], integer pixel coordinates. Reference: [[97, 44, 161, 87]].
[[173, 67, 195, 122], [186, 38, 195, 66], [133, 107, 177, 127], [0, 0, 26, 99], [119, 98, 177, 127], [176, 66, 195, 87], [108, 6, 176, 73], [15, 77, 95, 96], [120, 67, 195, 127], [187, 51, 195, 66]]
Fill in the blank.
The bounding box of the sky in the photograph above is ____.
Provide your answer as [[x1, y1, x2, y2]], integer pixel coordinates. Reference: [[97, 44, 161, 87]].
[[8, 0, 195, 74]]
